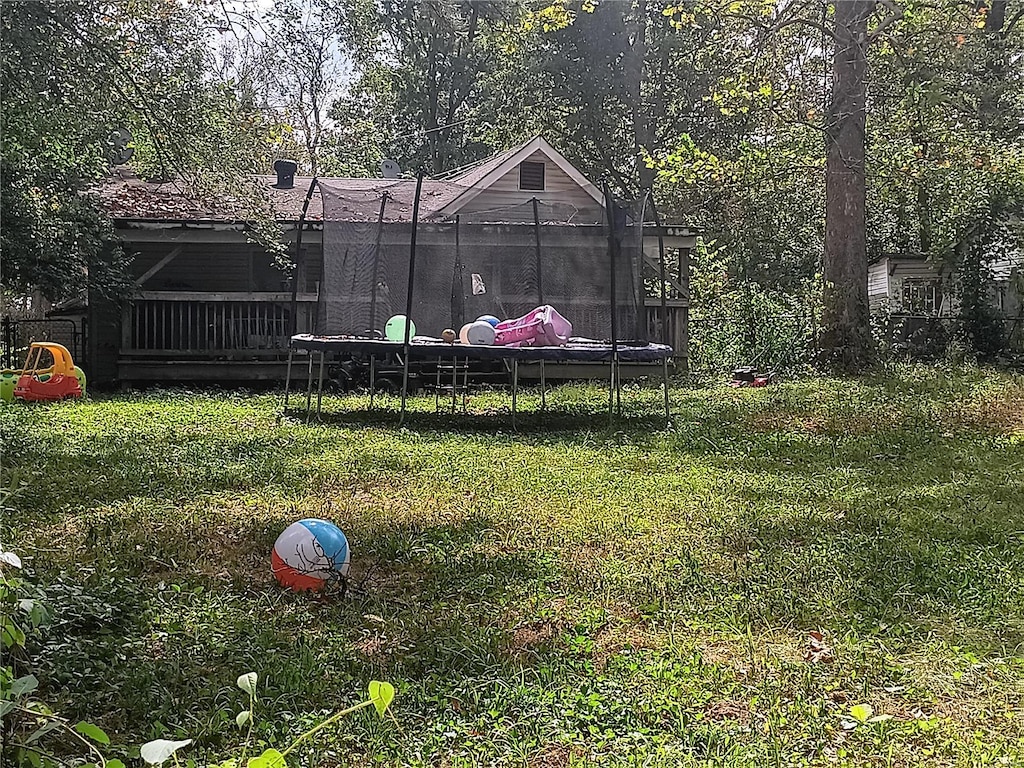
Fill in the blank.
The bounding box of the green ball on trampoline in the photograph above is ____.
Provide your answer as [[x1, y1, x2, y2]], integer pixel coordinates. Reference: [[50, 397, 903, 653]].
[[384, 315, 416, 342]]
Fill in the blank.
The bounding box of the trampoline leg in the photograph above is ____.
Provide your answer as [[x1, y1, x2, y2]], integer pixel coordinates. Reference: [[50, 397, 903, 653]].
[[315, 351, 325, 419], [663, 356, 671, 423], [608, 360, 615, 423], [399, 352, 410, 426], [540, 360, 546, 411], [284, 349, 294, 408], [435, 356, 441, 412], [512, 358, 518, 430], [462, 358, 468, 412], [616, 360, 622, 417], [305, 352, 314, 420], [369, 355, 375, 410], [451, 357, 457, 412]]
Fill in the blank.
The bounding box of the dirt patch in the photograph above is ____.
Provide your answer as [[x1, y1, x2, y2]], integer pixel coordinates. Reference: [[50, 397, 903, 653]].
[[704, 699, 752, 724], [943, 393, 1024, 433], [527, 743, 581, 768], [509, 618, 562, 653]]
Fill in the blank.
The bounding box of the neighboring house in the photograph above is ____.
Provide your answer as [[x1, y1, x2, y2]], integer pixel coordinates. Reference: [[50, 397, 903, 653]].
[[868, 254, 1022, 317], [78, 136, 694, 385]]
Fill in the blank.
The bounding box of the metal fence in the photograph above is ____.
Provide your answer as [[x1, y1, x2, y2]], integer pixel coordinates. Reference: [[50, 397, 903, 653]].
[[1, 317, 85, 369]]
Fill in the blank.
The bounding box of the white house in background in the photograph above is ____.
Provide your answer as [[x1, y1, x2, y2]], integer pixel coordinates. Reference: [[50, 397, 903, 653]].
[[868, 251, 1023, 318]]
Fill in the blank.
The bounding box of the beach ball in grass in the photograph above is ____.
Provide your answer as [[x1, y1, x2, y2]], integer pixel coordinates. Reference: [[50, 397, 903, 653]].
[[384, 315, 415, 342], [271, 519, 350, 592]]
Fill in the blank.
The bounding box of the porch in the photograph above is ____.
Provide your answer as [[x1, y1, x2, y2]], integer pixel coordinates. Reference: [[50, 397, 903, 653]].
[[117, 292, 318, 382]]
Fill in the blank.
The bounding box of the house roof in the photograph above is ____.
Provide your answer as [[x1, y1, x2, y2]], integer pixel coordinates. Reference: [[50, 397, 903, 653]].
[[92, 171, 325, 222], [436, 136, 604, 217], [93, 136, 605, 225]]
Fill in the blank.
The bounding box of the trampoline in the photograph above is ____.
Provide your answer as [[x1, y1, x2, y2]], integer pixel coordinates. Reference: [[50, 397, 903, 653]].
[[284, 334, 673, 424], [281, 171, 681, 426]]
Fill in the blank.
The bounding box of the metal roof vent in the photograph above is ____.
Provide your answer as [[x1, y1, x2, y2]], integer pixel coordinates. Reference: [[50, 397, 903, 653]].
[[273, 159, 298, 189]]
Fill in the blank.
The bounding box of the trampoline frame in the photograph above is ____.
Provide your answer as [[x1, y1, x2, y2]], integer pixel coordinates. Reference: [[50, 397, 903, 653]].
[[283, 337, 673, 426]]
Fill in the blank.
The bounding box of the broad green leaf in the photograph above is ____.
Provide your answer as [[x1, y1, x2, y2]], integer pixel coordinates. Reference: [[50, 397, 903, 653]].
[[236, 672, 258, 697], [75, 721, 111, 745], [0, 701, 14, 718], [868, 713, 894, 723], [235, 710, 251, 728], [140, 738, 193, 765], [246, 748, 285, 768], [368, 680, 395, 717], [849, 703, 874, 723], [1, 617, 26, 649], [10, 674, 39, 698], [106, 760, 127, 768]]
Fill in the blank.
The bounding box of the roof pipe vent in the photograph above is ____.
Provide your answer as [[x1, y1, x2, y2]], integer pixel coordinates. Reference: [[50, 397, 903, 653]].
[[273, 159, 298, 189]]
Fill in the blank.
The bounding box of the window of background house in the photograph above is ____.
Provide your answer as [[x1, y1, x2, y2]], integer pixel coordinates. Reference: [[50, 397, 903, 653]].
[[902, 278, 942, 314], [519, 161, 545, 191]]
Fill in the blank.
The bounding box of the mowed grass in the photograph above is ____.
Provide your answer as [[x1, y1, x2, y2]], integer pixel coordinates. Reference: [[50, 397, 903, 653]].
[[2, 368, 1023, 767]]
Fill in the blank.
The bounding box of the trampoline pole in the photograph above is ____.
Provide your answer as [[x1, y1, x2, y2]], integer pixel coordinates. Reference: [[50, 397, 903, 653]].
[[651, 197, 669, 347], [532, 197, 544, 305], [284, 349, 294, 408], [663, 355, 671, 422], [434, 356, 441, 412], [451, 357, 457, 412], [400, 173, 425, 427], [540, 359, 546, 411], [512, 358, 518, 430], [462, 358, 468, 412], [369, 193, 388, 330], [316, 350, 325, 419], [305, 351, 314, 420], [603, 181, 619, 423], [369, 355, 375, 410]]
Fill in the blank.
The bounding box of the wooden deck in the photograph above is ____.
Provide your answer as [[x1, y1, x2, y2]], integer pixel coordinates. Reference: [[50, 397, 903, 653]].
[[115, 292, 687, 382]]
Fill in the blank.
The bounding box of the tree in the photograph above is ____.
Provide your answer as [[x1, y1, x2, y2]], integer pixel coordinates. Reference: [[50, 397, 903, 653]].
[[1, 0, 276, 305], [334, 0, 527, 174], [819, 0, 874, 371]]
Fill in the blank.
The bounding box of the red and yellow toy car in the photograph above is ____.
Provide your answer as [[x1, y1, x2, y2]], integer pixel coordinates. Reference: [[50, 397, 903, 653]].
[[11, 342, 85, 402]]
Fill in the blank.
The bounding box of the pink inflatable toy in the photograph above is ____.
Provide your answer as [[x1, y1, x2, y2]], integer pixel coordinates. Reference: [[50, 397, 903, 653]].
[[494, 305, 572, 347]]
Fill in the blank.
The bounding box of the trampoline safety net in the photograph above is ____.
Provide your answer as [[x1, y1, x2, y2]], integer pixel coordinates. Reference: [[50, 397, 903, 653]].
[[317, 178, 644, 344]]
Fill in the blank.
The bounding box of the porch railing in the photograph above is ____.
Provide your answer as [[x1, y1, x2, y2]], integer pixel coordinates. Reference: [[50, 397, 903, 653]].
[[123, 292, 317, 355], [643, 299, 688, 356]]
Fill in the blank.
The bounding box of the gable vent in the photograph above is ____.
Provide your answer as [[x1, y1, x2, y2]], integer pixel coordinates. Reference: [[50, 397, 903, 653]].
[[519, 161, 546, 191]]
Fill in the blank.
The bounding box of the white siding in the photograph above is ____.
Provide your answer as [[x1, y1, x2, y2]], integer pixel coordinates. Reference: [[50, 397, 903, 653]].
[[868, 259, 889, 298], [457, 150, 604, 223]]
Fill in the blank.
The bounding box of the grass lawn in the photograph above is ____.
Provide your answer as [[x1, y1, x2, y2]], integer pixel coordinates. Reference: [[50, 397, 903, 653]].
[[2, 368, 1023, 767]]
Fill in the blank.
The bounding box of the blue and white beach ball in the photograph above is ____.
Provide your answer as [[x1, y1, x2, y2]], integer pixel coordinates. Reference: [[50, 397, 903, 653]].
[[271, 519, 350, 591]]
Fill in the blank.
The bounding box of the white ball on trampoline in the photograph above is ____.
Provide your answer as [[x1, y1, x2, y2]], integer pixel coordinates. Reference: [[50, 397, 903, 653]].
[[465, 320, 495, 346]]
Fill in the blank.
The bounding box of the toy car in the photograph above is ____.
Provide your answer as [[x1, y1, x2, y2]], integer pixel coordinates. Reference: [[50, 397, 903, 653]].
[[12, 342, 85, 402]]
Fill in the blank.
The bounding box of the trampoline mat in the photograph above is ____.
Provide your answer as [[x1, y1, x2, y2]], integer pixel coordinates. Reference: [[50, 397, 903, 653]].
[[290, 334, 673, 363]]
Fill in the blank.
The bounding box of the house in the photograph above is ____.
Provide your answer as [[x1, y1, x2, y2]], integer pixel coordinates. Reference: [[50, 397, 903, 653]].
[[869, 253, 1022, 316], [82, 136, 695, 385], [868, 249, 1023, 355]]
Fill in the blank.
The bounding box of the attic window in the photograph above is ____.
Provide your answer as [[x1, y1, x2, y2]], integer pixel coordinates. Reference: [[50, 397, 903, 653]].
[[519, 161, 546, 191]]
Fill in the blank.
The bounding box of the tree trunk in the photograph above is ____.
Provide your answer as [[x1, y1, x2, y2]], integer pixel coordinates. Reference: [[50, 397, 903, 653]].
[[628, 0, 655, 192], [820, 0, 873, 372]]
